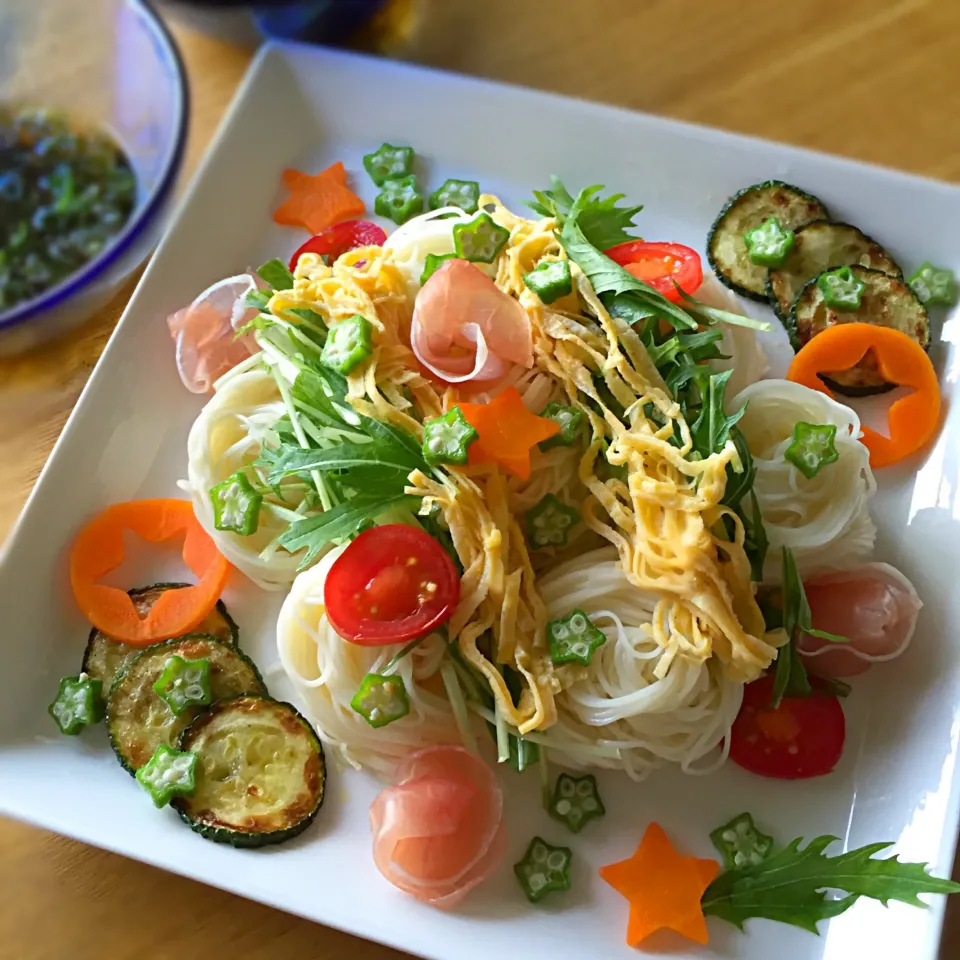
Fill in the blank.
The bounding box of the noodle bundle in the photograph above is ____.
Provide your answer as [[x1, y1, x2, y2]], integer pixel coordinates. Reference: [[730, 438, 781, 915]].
[[540, 548, 744, 780], [731, 379, 876, 580], [175, 187, 877, 781], [185, 367, 309, 589], [277, 545, 461, 777]]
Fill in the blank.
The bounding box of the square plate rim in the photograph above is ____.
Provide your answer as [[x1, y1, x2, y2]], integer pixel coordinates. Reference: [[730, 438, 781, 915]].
[[2, 39, 959, 960]]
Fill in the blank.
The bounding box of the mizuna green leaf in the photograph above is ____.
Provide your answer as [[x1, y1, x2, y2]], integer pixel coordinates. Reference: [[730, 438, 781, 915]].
[[702, 834, 960, 933], [264, 441, 421, 487], [559, 215, 698, 333], [278, 494, 419, 569], [770, 547, 849, 708], [721, 427, 755, 511], [675, 284, 772, 332], [741, 490, 768, 583], [528, 177, 642, 249], [689, 368, 745, 459]]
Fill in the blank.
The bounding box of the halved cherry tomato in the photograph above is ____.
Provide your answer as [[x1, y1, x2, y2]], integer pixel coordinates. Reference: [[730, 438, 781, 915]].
[[288, 220, 388, 272], [604, 241, 703, 303], [324, 524, 460, 645], [729, 675, 845, 780]]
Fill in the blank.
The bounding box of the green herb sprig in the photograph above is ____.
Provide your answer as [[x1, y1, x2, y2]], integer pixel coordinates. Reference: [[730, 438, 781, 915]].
[[769, 547, 850, 707], [529, 177, 643, 250], [703, 832, 960, 933], [239, 294, 433, 568]]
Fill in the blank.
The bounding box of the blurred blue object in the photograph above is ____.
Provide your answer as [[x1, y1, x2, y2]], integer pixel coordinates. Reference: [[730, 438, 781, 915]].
[[1, 0, 188, 353], [252, 0, 389, 43]]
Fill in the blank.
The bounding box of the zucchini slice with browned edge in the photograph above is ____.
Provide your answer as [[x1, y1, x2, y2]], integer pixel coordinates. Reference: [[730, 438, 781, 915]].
[[82, 583, 239, 694], [790, 265, 930, 396], [174, 696, 325, 848], [708, 181, 829, 300], [108, 635, 264, 775], [767, 220, 902, 328]]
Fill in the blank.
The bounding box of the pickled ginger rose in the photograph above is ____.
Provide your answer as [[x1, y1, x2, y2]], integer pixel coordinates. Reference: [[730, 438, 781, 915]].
[[799, 562, 921, 678], [411, 259, 533, 383], [167, 274, 259, 393], [370, 745, 505, 908]]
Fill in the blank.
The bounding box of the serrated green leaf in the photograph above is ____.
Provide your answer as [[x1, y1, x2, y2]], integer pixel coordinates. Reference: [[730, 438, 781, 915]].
[[678, 328, 726, 362], [356, 411, 426, 462], [289, 370, 350, 432], [235, 311, 274, 337], [559, 214, 698, 333], [566, 183, 644, 249], [265, 440, 419, 486], [721, 427, 755, 511], [770, 547, 851, 707], [742, 490, 768, 586], [528, 176, 576, 220], [702, 834, 960, 933], [278, 494, 418, 568], [645, 335, 683, 368], [605, 292, 658, 327], [529, 177, 643, 248], [781, 546, 807, 641], [689, 368, 744, 458], [247, 304, 436, 565]]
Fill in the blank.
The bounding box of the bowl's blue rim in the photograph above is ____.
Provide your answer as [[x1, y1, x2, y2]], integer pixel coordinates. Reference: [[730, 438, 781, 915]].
[[0, 0, 191, 333]]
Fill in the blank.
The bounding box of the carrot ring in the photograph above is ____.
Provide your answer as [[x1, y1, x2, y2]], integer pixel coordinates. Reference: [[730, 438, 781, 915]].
[[69, 499, 231, 645], [787, 324, 941, 468]]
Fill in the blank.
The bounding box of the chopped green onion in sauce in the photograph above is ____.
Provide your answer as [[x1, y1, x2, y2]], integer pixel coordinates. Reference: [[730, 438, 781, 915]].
[[0, 107, 137, 312]]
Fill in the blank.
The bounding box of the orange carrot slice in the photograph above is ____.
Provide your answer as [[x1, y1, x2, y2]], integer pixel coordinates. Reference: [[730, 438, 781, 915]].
[[599, 822, 719, 946], [69, 500, 231, 646], [274, 161, 365, 234], [458, 387, 561, 480], [787, 323, 941, 468]]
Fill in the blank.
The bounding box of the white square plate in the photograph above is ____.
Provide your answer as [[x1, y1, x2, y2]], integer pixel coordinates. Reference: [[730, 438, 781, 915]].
[[3, 41, 960, 960]]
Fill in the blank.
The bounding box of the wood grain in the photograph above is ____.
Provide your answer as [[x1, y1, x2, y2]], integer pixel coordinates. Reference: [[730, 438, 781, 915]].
[[2, 2, 960, 957]]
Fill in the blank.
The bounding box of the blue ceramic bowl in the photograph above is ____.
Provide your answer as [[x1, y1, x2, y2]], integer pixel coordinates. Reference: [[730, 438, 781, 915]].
[[0, 0, 189, 354]]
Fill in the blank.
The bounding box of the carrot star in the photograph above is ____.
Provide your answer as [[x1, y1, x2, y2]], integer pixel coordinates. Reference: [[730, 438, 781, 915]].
[[458, 386, 560, 481], [599, 822, 720, 947], [273, 161, 365, 234]]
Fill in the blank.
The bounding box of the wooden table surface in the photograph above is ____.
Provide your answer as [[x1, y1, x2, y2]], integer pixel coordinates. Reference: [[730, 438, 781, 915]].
[[3, 1, 960, 957]]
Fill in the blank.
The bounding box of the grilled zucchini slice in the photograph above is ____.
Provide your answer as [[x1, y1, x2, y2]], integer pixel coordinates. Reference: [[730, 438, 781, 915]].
[[108, 635, 264, 775], [790, 265, 930, 395], [767, 220, 902, 329], [708, 181, 829, 300], [82, 583, 239, 693], [174, 696, 325, 848]]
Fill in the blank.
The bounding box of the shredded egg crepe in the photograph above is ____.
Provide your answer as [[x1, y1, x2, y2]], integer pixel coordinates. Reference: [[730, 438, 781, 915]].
[[217, 192, 798, 778]]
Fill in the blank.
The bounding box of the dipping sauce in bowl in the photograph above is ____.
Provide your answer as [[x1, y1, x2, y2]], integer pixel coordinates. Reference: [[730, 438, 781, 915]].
[[0, 108, 137, 313], [0, 0, 188, 354]]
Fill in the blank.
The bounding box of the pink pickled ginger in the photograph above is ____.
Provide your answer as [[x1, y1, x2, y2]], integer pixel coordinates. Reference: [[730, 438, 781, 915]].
[[369, 745, 505, 909], [411, 259, 533, 384], [167, 274, 259, 393], [799, 562, 922, 678]]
